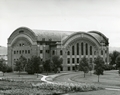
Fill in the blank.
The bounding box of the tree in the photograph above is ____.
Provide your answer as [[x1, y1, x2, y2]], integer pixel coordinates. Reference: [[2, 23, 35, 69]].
[[43, 59, 53, 75], [115, 54, 120, 76], [52, 55, 63, 73], [0, 58, 7, 76], [15, 56, 27, 77], [94, 56, 105, 82], [89, 62, 93, 76], [109, 51, 120, 69], [79, 56, 89, 78], [26, 56, 42, 78]]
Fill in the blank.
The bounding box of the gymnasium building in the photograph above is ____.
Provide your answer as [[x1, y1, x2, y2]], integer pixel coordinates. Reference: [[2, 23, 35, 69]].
[[8, 27, 109, 71]]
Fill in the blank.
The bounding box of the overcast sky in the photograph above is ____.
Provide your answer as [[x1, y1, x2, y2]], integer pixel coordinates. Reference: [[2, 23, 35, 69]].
[[0, 0, 120, 47]]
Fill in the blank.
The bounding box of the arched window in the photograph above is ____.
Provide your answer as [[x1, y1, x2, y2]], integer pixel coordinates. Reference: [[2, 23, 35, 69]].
[[67, 51, 70, 55], [90, 46, 92, 55], [81, 42, 84, 55], [86, 43, 88, 55], [72, 46, 74, 55], [77, 43, 79, 55]]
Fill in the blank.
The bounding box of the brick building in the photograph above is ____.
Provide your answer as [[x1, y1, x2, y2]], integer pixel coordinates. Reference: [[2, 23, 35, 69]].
[[8, 27, 109, 71]]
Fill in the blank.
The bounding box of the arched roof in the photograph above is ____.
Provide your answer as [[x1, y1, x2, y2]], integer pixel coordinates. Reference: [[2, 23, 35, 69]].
[[32, 29, 71, 41], [62, 32, 102, 47], [88, 31, 109, 45]]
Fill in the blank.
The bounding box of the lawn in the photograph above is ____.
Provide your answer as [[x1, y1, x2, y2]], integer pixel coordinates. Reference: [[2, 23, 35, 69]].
[[0, 70, 119, 95]]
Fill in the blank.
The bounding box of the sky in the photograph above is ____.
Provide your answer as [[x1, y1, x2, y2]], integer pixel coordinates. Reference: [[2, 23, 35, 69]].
[[0, 0, 120, 47]]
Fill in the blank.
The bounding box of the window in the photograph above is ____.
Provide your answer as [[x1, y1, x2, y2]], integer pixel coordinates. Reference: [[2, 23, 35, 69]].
[[40, 50, 43, 53], [22, 50, 24, 54], [19, 50, 21, 54], [68, 67, 70, 71], [28, 50, 30, 54], [94, 51, 96, 55], [19, 43, 21, 46], [72, 58, 74, 64], [60, 50, 62, 55], [77, 43, 79, 55], [90, 46, 92, 55], [101, 50, 103, 55], [72, 66, 75, 70], [22, 43, 24, 46], [86, 43, 88, 55], [14, 51, 16, 54], [77, 58, 79, 63], [25, 50, 27, 54], [81, 42, 84, 55], [67, 58, 70, 64], [67, 51, 70, 55], [17, 51, 18, 54], [72, 46, 74, 55], [52, 50, 55, 55]]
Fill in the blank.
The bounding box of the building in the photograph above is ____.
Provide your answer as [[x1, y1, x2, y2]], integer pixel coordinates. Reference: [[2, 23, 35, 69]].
[[8, 27, 109, 71]]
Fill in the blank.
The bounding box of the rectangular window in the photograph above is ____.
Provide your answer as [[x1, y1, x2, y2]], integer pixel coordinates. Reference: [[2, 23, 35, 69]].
[[28, 50, 30, 54], [68, 67, 70, 71], [19, 50, 21, 54], [14, 51, 16, 54], [77, 58, 79, 63], [72, 66, 75, 70], [40, 50, 43, 53], [25, 50, 27, 54], [72, 58, 74, 64], [67, 58, 70, 64], [60, 50, 63, 55], [52, 50, 55, 55], [101, 50, 103, 55], [22, 50, 24, 54]]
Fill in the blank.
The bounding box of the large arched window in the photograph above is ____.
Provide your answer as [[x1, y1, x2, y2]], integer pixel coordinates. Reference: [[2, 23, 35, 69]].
[[86, 43, 88, 55], [77, 43, 79, 55], [72, 46, 74, 55], [90, 46, 92, 55], [81, 42, 84, 55]]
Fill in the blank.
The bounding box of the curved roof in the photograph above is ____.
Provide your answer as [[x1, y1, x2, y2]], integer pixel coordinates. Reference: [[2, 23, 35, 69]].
[[32, 29, 72, 41], [88, 31, 109, 45]]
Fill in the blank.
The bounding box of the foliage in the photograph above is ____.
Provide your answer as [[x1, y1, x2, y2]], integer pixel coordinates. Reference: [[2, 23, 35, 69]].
[[15, 56, 27, 77], [115, 54, 120, 75], [94, 56, 105, 82], [89, 62, 93, 75], [109, 51, 120, 69], [26, 56, 42, 77], [6, 66, 13, 72], [0, 58, 8, 76], [32, 82, 102, 93], [43, 59, 53, 75], [104, 64, 115, 70], [52, 55, 63, 73], [79, 56, 89, 77]]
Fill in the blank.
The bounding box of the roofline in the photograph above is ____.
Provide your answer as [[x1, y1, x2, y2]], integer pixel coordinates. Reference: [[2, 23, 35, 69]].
[[63, 31, 101, 46]]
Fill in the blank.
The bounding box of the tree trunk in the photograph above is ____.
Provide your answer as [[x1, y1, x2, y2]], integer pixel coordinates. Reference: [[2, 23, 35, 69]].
[[98, 75, 99, 82]]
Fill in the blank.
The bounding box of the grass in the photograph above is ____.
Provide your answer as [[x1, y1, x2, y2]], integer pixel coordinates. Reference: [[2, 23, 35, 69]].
[[0, 70, 119, 95]]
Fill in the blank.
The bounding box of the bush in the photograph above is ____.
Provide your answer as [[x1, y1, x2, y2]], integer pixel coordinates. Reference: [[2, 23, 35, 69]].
[[104, 64, 115, 70], [6, 66, 13, 72]]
